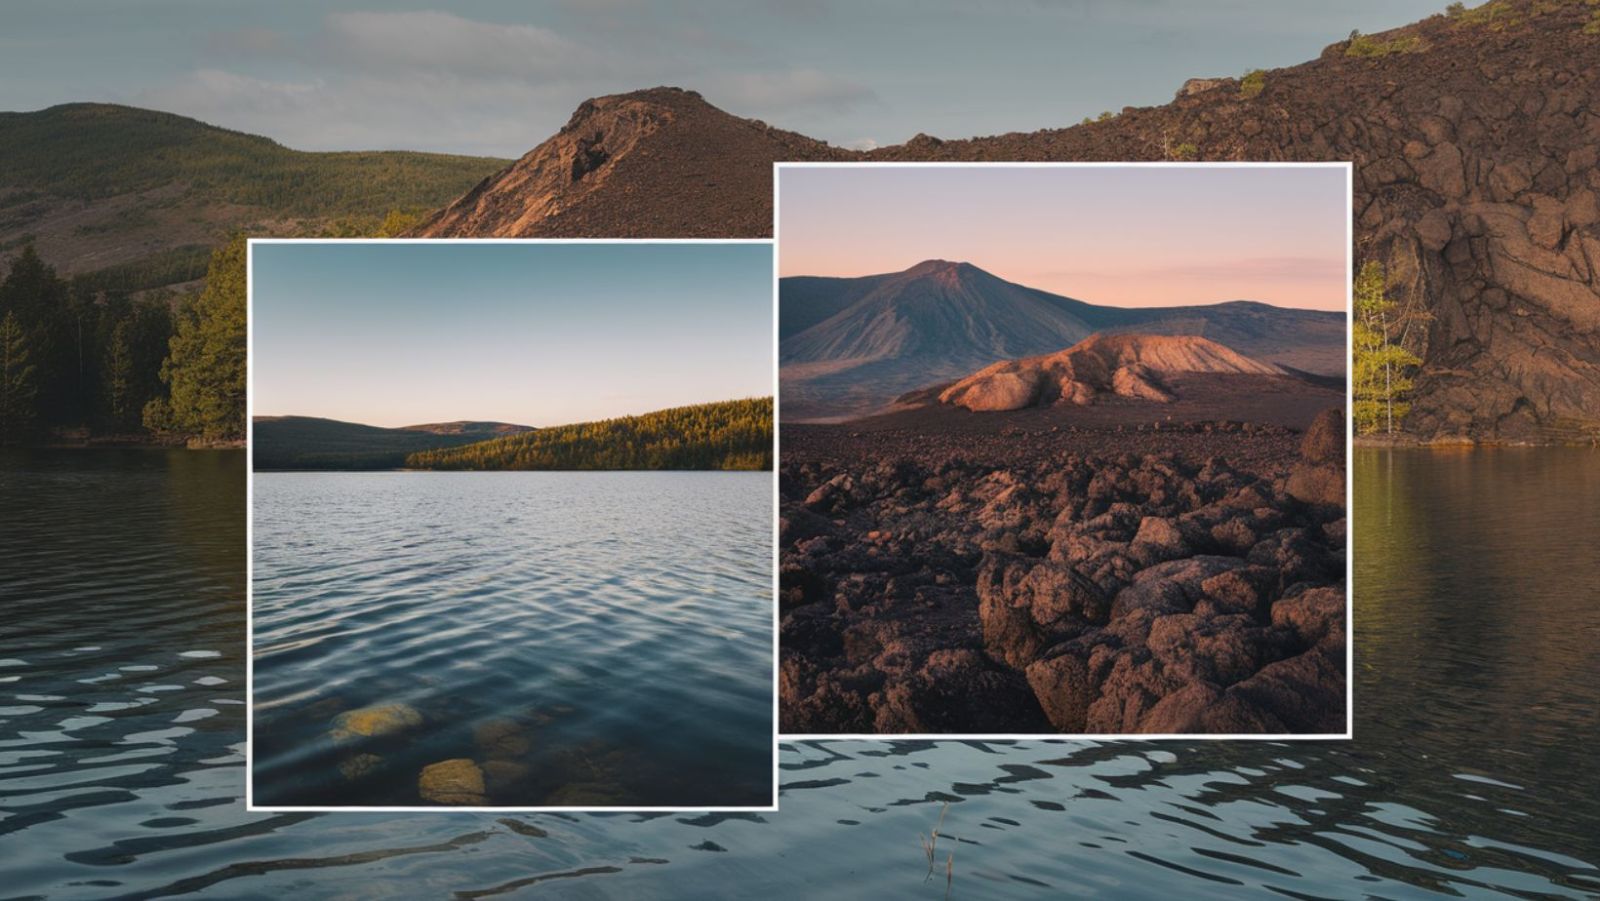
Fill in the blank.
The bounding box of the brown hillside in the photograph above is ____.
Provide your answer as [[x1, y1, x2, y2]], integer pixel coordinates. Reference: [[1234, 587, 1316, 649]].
[[420, 2, 1600, 442], [939, 334, 1283, 411], [412, 87, 847, 238]]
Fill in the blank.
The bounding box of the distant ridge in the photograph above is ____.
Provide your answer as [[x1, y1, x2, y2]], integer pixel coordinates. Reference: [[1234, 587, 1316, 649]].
[[779, 259, 1343, 421], [401, 420, 536, 437], [252, 416, 533, 470], [407, 398, 773, 471], [0, 103, 508, 289]]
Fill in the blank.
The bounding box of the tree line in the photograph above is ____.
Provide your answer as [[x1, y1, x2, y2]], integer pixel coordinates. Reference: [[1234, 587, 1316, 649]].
[[406, 398, 774, 471], [0, 240, 245, 445]]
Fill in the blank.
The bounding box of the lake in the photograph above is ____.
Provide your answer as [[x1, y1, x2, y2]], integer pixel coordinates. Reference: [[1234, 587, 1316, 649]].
[[250, 471, 774, 809], [2, 448, 1598, 898]]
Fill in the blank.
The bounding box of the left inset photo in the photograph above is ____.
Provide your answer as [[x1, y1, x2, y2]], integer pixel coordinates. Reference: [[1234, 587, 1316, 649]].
[[246, 240, 776, 811]]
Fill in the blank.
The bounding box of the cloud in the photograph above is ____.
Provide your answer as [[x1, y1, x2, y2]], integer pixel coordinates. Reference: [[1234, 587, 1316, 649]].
[[139, 68, 570, 156], [204, 26, 287, 58], [149, 10, 883, 156], [710, 68, 876, 114], [321, 11, 583, 79]]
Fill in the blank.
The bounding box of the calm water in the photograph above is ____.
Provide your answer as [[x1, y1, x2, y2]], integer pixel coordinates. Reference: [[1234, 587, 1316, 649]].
[[2, 448, 1598, 898], [250, 471, 774, 808]]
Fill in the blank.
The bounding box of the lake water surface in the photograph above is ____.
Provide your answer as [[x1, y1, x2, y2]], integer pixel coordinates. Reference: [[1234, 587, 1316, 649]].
[[2, 448, 1598, 898], [251, 471, 774, 808]]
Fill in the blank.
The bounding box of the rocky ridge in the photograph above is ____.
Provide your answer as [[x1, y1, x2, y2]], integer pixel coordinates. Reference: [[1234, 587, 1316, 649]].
[[413, 87, 845, 238], [422, 3, 1600, 441]]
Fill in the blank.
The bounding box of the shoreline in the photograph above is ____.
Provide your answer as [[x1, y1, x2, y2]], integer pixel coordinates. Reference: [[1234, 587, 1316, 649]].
[[14, 434, 245, 451], [1354, 435, 1599, 449]]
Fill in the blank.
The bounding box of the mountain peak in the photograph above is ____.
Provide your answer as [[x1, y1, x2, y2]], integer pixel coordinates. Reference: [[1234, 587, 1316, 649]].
[[904, 259, 980, 277], [412, 86, 845, 238]]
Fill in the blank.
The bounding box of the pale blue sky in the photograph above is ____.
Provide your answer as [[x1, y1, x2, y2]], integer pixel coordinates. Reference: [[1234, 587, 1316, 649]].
[[251, 243, 773, 427], [3, 1, 1450, 156]]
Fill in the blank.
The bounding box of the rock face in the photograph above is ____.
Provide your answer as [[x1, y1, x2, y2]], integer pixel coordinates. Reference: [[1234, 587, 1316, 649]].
[[419, 758, 487, 805], [939, 334, 1283, 412], [429, 6, 1600, 440], [413, 87, 844, 238], [328, 702, 423, 744]]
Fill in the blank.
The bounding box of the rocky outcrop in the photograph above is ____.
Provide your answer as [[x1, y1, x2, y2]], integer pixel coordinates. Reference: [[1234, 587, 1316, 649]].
[[939, 334, 1283, 412], [432, 4, 1600, 440], [413, 87, 844, 238], [1285, 408, 1348, 505]]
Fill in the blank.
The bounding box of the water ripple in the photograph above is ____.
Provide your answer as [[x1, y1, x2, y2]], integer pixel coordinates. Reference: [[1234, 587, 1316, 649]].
[[2, 450, 1599, 898]]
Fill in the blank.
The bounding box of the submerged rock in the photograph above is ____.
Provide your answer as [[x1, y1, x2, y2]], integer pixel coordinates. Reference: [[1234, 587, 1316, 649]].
[[338, 752, 384, 781], [483, 759, 531, 797], [328, 702, 423, 744], [474, 718, 533, 759], [419, 758, 487, 805], [545, 782, 628, 806]]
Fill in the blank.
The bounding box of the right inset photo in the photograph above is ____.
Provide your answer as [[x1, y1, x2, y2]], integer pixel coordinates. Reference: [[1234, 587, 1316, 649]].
[[778, 163, 1351, 738]]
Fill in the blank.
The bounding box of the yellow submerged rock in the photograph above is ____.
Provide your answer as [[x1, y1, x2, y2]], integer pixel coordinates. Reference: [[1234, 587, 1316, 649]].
[[328, 702, 423, 744], [419, 758, 486, 805]]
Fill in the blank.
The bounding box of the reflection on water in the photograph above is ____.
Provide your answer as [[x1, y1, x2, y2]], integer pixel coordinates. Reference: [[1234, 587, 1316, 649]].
[[2, 448, 1599, 898], [251, 472, 773, 808]]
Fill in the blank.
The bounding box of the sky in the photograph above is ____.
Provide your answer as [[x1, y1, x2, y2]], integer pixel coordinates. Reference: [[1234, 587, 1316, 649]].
[[3, 1, 1449, 157], [250, 242, 773, 427], [778, 165, 1349, 311]]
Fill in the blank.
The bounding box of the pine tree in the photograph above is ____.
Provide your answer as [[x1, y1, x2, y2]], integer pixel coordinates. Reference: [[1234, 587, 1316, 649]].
[[0, 245, 72, 427], [0, 311, 39, 444], [146, 236, 246, 440], [1352, 260, 1422, 435], [104, 319, 135, 428]]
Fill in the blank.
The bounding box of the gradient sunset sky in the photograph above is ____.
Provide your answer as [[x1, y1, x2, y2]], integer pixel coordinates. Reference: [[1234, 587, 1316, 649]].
[[251, 242, 772, 427], [778, 165, 1349, 311]]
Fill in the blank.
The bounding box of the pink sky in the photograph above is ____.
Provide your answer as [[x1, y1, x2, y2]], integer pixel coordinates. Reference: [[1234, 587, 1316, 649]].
[[778, 165, 1350, 311]]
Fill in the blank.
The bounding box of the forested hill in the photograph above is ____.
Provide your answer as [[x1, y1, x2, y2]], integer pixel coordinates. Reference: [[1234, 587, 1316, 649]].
[[0, 103, 509, 292], [406, 398, 774, 471], [252, 416, 534, 470]]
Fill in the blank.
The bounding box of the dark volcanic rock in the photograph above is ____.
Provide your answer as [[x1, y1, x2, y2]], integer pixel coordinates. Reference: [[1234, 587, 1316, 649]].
[[780, 420, 1347, 735], [873, 649, 1051, 733], [1300, 408, 1345, 463]]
